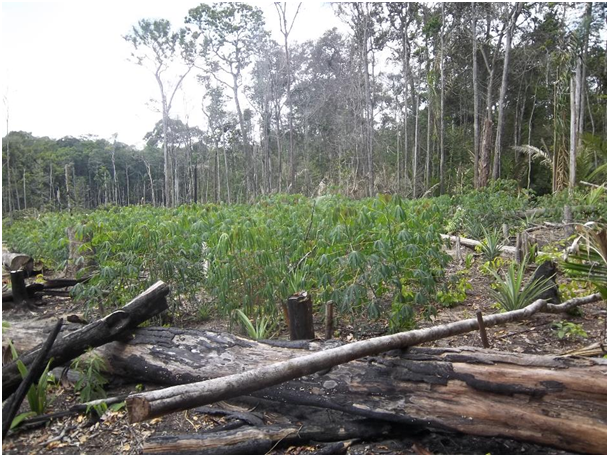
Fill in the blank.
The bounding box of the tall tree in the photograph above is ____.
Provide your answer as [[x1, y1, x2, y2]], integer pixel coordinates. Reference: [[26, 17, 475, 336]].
[[492, 2, 522, 180], [187, 3, 267, 201], [274, 2, 301, 192], [124, 19, 194, 207]]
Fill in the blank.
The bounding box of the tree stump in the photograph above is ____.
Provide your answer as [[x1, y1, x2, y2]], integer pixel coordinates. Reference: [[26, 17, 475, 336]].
[[287, 292, 314, 340], [9, 270, 28, 306]]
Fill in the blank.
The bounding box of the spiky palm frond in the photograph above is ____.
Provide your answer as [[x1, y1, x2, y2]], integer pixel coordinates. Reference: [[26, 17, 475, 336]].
[[490, 261, 555, 312], [512, 145, 552, 168]]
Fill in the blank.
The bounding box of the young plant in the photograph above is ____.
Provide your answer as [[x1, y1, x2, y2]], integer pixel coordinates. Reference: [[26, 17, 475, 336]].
[[552, 320, 588, 340], [71, 350, 108, 410], [478, 227, 505, 262], [489, 260, 555, 312], [234, 309, 274, 340], [8, 341, 54, 429]]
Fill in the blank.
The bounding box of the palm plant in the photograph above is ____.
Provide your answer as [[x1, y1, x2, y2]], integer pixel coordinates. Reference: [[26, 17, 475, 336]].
[[479, 227, 505, 262], [490, 260, 555, 312], [234, 309, 274, 340]]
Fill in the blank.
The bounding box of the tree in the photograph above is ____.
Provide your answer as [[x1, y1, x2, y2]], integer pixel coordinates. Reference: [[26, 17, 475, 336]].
[[274, 2, 301, 192], [492, 2, 522, 180], [187, 3, 267, 201], [124, 19, 194, 207]]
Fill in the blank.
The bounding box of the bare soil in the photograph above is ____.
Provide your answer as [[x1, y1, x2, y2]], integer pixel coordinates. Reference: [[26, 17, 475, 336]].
[[2, 243, 606, 455]]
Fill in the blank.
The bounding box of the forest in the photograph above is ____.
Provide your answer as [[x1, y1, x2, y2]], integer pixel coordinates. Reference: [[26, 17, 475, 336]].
[[1, 2, 608, 456], [2, 2, 606, 210]]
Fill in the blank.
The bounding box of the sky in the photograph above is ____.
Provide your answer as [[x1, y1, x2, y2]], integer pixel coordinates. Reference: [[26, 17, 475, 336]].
[[1, 1, 347, 148]]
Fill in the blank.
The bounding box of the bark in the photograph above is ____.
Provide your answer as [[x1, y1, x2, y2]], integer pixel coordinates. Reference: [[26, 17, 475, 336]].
[[287, 292, 314, 340], [2, 319, 63, 439], [2, 281, 169, 399], [143, 421, 391, 455]]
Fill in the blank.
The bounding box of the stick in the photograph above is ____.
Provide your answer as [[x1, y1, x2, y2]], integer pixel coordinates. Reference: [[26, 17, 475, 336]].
[[476, 310, 489, 348], [2, 318, 63, 438]]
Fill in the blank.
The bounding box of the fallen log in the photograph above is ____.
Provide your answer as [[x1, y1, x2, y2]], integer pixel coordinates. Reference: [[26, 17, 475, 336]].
[[2, 252, 33, 274], [143, 420, 392, 455], [2, 281, 169, 399], [441, 234, 517, 255], [125, 295, 602, 423], [3, 294, 605, 454]]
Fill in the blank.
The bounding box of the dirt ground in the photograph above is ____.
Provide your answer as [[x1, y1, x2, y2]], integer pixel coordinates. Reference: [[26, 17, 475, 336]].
[[2, 240, 606, 455]]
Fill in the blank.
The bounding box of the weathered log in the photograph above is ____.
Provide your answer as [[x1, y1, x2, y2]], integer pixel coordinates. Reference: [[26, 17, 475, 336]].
[[2, 319, 63, 439], [2, 281, 169, 399], [143, 421, 392, 455], [125, 295, 602, 424], [287, 291, 314, 340], [2, 252, 33, 274], [441, 234, 517, 255], [3, 294, 605, 454]]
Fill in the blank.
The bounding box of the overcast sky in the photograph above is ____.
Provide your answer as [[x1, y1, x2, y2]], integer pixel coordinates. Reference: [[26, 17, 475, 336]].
[[1, 1, 346, 147]]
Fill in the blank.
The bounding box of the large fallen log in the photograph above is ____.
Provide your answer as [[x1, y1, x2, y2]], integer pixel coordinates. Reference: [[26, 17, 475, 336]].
[[124, 295, 602, 422], [2, 294, 605, 454], [2, 281, 169, 399]]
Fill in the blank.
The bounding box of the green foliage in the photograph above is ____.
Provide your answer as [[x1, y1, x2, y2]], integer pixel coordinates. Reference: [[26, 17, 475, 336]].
[[8, 341, 54, 429], [3, 195, 451, 329], [552, 320, 588, 339], [479, 257, 507, 276], [477, 228, 505, 262], [489, 260, 555, 312], [234, 309, 274, 340], [562, 226, 607, 299], [71, 351, 108, 409], [436, 274, 472, 307], [446, 180, 530, 238]]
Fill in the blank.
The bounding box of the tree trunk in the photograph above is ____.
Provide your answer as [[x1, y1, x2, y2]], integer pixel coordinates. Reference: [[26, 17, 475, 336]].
[[439, 3, 445, 194], [479, 118, 493, 188], [2, 281, 169, 399], [472, 2, 479, 188], [492, 4, 521, 180]]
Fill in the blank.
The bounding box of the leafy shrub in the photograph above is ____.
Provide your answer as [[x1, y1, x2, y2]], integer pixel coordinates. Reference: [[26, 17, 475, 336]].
[[552, 320, 588, 339], [3, 195, 451, 329], [446, 180, 530, 237]]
